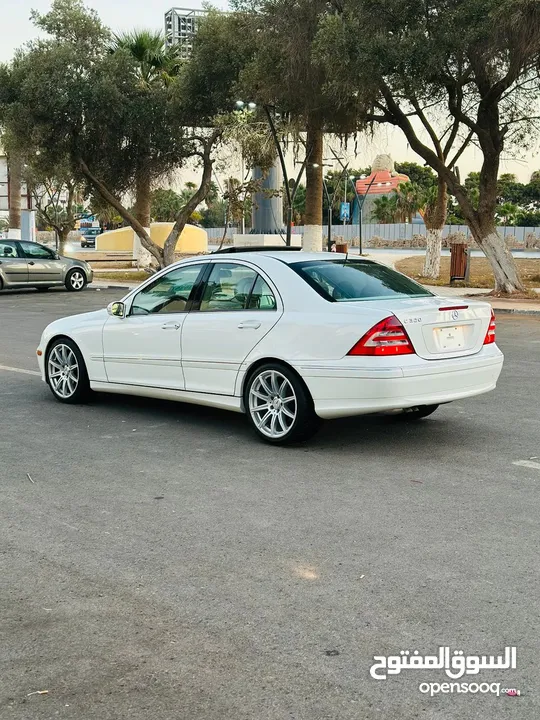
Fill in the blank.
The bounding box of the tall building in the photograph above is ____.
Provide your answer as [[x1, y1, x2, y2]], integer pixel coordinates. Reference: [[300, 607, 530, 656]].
[[165, 7, 206, 59]]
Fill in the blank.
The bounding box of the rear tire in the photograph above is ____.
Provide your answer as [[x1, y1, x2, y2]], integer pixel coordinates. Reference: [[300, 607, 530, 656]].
[[66, 269, 87, 292], [244, 363, 320, 445], [398, 404, 439, 420], [46, 338, 91, 404]]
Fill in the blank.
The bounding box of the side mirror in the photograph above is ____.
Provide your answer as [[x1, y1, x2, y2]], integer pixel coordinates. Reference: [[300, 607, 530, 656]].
[[54, 253, 60, 260], [107, 301, 126, 318]]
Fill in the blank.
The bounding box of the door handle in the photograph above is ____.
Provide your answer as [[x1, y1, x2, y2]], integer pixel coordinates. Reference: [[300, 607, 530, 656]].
[[238, 320, 261, 330], [162, 321, 181, 330], [28, 261, 35, 266]]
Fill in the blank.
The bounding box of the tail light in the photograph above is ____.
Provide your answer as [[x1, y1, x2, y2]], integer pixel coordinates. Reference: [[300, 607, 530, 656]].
[[484, 309, 496, 344], [348, 315, 415, 356]]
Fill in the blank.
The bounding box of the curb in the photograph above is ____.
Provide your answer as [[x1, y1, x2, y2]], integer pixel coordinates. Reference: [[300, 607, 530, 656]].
[[490, 307, 540, 316], [91, 284, 136, 291]]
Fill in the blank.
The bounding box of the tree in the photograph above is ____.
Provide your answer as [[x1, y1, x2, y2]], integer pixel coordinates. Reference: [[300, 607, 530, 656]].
[[0, 66, 23, 237], [28, 172, 85, 253], [150, 188, 184, 222], [151, 185, 207, 223], [4, 0, 224, 268], [316, 0, 539, 292], [516, 210, 540, 226], [371, 194, 398, 223], [421, 180, 448, 278], [109, 30, 182, 241], [233, 0, 362, 251], [7, 154, 22, 235], [395, 181, 422, 223], [496, 202, 519, 226], [395, 162, 436, 191]]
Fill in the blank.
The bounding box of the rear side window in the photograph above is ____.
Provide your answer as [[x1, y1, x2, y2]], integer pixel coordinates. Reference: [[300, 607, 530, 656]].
[[290, 260, 433, 302], [0, 241, 20, 258]]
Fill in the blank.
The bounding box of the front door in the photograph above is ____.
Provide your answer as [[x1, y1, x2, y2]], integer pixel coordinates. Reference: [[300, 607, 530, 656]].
[[0, 241, 28, 285], [103, 263, 206, 389], [19, 242, 63, 283], [181, 262, 282, 395]]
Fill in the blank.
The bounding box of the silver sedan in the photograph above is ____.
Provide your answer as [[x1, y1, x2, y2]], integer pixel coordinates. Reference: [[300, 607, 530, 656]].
[[0, 239, 93, 292]]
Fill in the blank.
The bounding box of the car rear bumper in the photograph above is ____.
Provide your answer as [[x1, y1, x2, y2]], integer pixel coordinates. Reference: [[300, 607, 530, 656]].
[[295, 345, 504, 419]]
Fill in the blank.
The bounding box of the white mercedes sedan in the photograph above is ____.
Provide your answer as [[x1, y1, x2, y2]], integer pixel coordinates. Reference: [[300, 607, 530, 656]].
[[36, 251, 504, 444]]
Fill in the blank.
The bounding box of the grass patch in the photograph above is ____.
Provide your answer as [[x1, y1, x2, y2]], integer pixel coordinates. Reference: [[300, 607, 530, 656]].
[[93, 271, 150, 282], [395, 256, 540, 290]]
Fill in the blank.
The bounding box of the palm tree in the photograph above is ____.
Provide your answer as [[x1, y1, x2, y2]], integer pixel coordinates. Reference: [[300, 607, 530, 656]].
[[496, 202, 519, 226], [111, 30, 181, 88], [371, 194, 398, 224], [395, 181, 423, 223], [110, 31, 181, 233]]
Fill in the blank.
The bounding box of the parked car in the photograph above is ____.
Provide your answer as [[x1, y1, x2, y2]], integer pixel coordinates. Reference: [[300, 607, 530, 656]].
[[0, 240, 93, 292], [36, 251, 503, 444], [80, 227, 101, 248]]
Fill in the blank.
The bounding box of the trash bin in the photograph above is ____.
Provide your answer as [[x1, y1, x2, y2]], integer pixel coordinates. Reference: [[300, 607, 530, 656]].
[[335, 243, 348, 254], [450, 243, 468, 283]]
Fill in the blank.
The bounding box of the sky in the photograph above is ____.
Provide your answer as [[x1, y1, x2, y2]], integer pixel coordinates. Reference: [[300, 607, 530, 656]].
[[2, 0, 539, 183]]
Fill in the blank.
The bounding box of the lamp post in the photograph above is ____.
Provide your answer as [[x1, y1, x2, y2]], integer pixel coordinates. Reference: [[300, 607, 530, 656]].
[[349, 174, 378, 255]]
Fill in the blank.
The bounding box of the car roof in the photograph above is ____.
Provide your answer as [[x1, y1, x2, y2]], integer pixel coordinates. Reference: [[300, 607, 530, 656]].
[[213, 251, 351, 264]]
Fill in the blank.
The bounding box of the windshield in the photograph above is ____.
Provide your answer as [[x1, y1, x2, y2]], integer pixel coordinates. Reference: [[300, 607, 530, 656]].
[[290, 259, 433, 302]]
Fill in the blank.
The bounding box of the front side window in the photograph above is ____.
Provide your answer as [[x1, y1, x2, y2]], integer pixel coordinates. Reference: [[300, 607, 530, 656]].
[[19, 242, 55, 260], [199, 263, 259, 312], [290, 260, 433, 302], [130, 264, 205, 315], [0, 241, 20, 258]]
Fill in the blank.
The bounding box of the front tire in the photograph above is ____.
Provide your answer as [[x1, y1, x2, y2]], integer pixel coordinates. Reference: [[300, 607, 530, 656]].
[[46, 338, 91, 404], [65, 269, 87, 292], [244, 363, 320, 445]]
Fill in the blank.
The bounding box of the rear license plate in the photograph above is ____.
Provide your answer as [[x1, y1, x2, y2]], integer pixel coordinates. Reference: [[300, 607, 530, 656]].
[[434, 325, 465, 350]]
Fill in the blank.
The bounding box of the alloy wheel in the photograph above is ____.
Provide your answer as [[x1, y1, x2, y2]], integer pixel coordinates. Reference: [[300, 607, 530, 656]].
[[70, 271, 85, 290], [48, 344, 80, 399], [248, 370, 297, 439]]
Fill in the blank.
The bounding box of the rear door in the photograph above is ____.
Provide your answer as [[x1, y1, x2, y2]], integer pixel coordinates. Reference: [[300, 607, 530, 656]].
[[181, 261, 283, 395], [0, 241, 28, 285], [19, 241, 63, 283]]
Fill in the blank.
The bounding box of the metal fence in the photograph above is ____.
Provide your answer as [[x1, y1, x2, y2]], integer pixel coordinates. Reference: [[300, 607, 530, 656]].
[[204, 224, 540, 244]]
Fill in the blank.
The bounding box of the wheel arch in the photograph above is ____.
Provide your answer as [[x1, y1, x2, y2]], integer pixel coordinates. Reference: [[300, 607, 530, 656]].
[[44, 333, 80, 378], [239, 357, 313, 412]]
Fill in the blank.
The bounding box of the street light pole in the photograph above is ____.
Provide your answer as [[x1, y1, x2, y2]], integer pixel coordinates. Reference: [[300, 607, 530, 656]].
[[350, 175, 377, 255], [263, 105, 294, 246], [322, 178, 332, 252]]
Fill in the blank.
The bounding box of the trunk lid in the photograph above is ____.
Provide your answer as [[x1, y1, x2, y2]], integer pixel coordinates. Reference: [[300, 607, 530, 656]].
[[351, 296, 492, 360]]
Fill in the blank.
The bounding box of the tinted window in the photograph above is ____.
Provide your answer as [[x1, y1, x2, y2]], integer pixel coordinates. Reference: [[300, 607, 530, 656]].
[[0, 241, 20, 258], [131, 264, 204, 315], [199, 263, 258, 312], [19, 242, 55, 260], [290, 260, 432, 302]]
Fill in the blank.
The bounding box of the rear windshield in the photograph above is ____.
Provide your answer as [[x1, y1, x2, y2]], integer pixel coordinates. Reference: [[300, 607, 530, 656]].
[[290, 259, 433, 302]]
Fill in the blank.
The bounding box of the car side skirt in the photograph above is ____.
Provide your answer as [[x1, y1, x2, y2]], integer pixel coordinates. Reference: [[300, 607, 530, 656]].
[[90, 381, 243, 413]]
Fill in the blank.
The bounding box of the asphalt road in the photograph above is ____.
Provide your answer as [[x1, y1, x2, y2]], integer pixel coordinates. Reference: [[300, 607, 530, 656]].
[[1, 287, 540, 720]]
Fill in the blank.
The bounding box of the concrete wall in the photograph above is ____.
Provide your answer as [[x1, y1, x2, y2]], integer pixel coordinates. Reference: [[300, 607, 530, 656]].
[[97, 223, 208, 254]]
